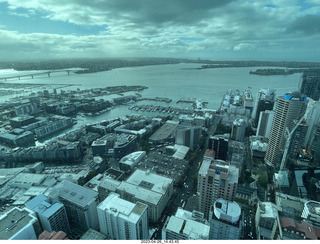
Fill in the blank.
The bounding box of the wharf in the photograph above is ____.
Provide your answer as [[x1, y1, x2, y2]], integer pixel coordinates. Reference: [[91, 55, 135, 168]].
[[137, 97, 172, 103]]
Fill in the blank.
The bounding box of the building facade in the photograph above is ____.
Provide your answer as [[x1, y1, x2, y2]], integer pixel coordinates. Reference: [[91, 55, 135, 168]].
[[264, 92, 308, 167], [97, 192, 149, 240], [197, 158, 239, 219], [209, 198, 242, 239], [25, 194, 70, 235]]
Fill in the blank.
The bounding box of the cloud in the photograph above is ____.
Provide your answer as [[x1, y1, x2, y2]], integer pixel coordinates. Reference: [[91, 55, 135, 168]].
[[0, 0, 319, 61]]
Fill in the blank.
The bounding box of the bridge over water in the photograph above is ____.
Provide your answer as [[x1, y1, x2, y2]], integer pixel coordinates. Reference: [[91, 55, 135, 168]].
[[0, 69, 77, 81]]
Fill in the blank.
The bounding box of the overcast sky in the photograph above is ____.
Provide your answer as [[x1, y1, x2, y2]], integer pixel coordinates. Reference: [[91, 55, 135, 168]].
[[0, 0, 319, 62]]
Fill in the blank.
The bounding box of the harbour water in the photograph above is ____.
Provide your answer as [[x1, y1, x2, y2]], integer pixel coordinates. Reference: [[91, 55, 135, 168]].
[[0, 63, 301, 108], [0, 63, 302, 140]]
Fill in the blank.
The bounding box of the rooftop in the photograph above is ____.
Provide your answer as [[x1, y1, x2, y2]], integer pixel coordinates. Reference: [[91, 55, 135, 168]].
[[58, 180, 98, 208], [98, 192, 147, 223], [213, 199, 241, 224], [126, 169, 173, 195], [0, 207, 37, 240]]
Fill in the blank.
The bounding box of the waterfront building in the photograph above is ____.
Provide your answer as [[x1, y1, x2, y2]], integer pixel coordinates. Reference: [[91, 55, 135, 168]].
[[162, 208, 210, 240], [255, 202, 282, 240], [10, 115, 35, 128], [92, 140, 108, 157], [56, 180, 99, 231], [208, 198, 242, 240], [256, 110, 274, 138], [0, 207, 41, 240], [25, 194, 70, 235], [0, 130, 35, 147], [97, 192, 149, 240], [113, 133, 137, 159], [149, 120, 179, 144], [264, 92, 308, 167], [116, 169, 173, 222], [197, 158, 239, 219]]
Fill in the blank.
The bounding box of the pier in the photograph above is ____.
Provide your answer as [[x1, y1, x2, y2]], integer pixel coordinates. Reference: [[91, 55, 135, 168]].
[[137, 97, 172, 103]]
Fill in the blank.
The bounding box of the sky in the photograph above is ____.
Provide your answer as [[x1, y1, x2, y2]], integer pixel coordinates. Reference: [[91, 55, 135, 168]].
[[0, 0, 320, 62]]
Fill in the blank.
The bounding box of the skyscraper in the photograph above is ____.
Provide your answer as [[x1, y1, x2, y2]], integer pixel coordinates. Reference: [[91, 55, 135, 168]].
[[253, 88, 276, 126], [299, 69, 320, 101], [197, 158, 239, 219], [264, 92, 307, 167]]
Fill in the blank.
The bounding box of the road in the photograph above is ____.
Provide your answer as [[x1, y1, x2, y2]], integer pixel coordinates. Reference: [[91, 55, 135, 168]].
[[152, 114, 222, 239]]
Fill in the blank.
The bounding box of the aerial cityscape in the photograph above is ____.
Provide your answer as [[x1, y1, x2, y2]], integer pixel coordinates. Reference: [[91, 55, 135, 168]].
[[1, 0, 320, 242]]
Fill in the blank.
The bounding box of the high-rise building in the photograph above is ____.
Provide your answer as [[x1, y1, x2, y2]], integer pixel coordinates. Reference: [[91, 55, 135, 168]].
[[25, 194, 70, 235], [175, 125, 201, 150], [97, 192, 149, 240], [264, 92, 308, 167], [116, 169, 173, 223], [55, 180, 99, 231], [231, 118, 246, 142], [162, 207, 210, 240], [209, 198, 242, 240], [208, 134, 229, 161], [197, 158, 239, 219], [299, 69, 320, 101], [0, 207, 41, 240], [256, 110, 274, 138], [253, 88, 276, 125]]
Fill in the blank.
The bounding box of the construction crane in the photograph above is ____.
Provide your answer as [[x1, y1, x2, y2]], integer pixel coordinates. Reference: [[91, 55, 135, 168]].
[[279, 99, 316, 172]]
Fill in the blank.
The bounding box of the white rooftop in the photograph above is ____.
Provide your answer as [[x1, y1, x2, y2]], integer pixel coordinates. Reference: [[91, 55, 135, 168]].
[[58, 180, 98, 208], [126, 169, 173, 195], [213, 198, 241, 224], [165, 216, 210, 240], [119, 151, 146, 166], [98, 192, 147, 223], [117, 181, 162, 205]]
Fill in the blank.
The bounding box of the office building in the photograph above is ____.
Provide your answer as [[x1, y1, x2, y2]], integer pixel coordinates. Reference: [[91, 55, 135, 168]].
[[113, 133, 137, 159], [0, 207, 41, 240], [56, 180, 99, 231], [175, 125, 201, 150], [301, 200, 320, 227], [197, 158, 239, 219], [209, 198, 242, 239], [119, 151, 146, 173], [253, 88, 276, 125], [208, 134, 229, 161], [25, 194, 70, 235], [162, 208, 210, 240], [97, 192, 149, 240], [116, 169, 173, 222], [265, 92, 308, 167], [92, 140, 108, 157], [231, 118, 246, 142], [255, 202, 282, 240], [256, 110, 274, 138], [299, 69, 320, 101]]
